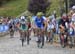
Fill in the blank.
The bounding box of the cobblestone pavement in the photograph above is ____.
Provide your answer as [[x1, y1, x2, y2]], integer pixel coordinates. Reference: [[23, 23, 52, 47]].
[[0, 32, 75, 54]]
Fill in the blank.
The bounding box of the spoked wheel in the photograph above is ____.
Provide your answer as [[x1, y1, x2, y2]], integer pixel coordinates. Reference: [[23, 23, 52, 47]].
[[10, 30, 14, 38], [27, 36, 29, 45], [37, 36, 44, 48], [21, 36, 26, 46], [21, 39, 24, 46], [36, 28, 44, 48], [27, 30, 31, 45], [37, 36, 41, 48], [20, 31, 25, 47], [60, 35, 65, 48]]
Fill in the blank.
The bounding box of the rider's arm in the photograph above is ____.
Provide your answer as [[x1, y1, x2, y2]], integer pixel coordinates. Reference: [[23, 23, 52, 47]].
[[43, 20, 47, 29], [59, 25, 65, 30], [34, 18, 38, 28]]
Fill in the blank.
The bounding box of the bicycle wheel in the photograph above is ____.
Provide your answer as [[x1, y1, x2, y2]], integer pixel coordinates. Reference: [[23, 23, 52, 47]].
[[27, 36, 29, 45], [21, 39, 24, 46], [20, 31, 25, 46], [26, 30, 30, 45], [10, 30, 14, 38], [21, 34, 25, 46], [60, 35, 65, 48]]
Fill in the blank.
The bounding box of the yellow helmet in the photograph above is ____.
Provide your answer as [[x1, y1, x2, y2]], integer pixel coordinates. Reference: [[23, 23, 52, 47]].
[[36, 12, 43, 17]]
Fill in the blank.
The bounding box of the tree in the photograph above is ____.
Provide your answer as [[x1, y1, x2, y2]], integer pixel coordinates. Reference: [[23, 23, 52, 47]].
[[28, 0, 50, 15], [0, 0, 13, 6], [0, 0, 5, 6], [69, 0, 75, 8]]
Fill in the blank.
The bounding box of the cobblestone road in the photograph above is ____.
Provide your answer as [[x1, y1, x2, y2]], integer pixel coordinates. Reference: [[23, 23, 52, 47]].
[[0, 32, 75, 54]]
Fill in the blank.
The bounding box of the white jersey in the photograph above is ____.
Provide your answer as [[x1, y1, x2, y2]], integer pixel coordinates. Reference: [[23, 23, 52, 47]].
[[47, 22, 54, 30], [72, 13, 75, 22]]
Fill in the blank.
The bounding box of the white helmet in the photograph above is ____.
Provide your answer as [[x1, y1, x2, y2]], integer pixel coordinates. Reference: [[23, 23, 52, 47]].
[[21, 16, 25, 20], [72, 5, 75, 10]]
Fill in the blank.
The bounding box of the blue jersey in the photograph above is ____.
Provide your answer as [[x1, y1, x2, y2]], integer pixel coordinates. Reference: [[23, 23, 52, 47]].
[[35, 17, 44, 28]]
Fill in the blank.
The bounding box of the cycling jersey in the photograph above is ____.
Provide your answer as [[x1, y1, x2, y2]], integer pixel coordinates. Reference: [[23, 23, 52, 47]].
[[20, 25, 28, 31], [69, 22, 75, 36], [8, 20, 15, 29], [58, 18, 69, 29], [35, 17, 45, 29], [47, 22, 54, 30], [19, 19, 28, 31], [72, 13, 75, 22]]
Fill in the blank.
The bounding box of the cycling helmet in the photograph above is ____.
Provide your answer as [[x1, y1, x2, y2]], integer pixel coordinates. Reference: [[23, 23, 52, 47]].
[[62, 13, 67, 19], [72, 5, 75, 10], [49, 15, 54, 20], [36, 12, 43, 17], [21, 16, 25, 20]]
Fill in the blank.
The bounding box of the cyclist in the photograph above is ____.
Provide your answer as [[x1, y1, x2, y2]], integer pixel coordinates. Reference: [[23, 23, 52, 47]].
[[8, 18, 15, 38], [58, 14, 69, 48], [34, 12, 46, 48], [69, 20, 75, 48], [68, 13, 75, 48], [47, 16, 55, 43], [19, 16, 29, 46], [26, 16, 31, 41]]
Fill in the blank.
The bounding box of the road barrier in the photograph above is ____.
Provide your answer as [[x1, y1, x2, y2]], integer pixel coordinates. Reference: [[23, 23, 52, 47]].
[[0, 24, 9, 37]]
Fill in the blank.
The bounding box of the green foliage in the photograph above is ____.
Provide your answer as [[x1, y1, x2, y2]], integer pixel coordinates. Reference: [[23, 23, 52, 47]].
[[46, 0, 64, 17], [0, 0, 29, 16], [0, 0, 64, 17], [69, 0, 75, 7], [0, 0, 13, 6]]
